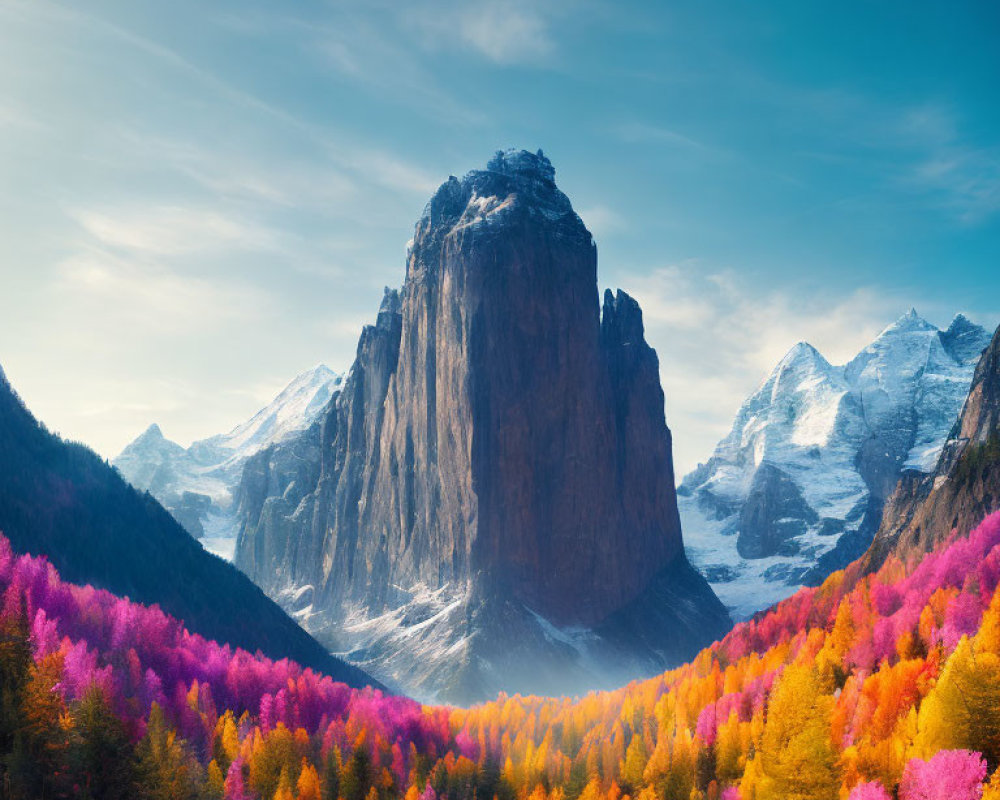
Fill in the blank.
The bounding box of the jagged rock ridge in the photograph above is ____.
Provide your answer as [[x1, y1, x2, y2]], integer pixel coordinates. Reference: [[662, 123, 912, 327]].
[[863, 323, 1000, 571], [680, 311, 991, 619], [234, 149, 731, 704]]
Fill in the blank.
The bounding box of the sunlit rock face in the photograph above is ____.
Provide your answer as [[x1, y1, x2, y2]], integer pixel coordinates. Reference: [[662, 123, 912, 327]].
[[235, 149, 730, 704], [863, 323, 1000, 573]]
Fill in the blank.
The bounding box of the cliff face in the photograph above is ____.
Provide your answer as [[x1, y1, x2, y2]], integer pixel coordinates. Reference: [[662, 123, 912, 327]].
[[235, 149, 730, 703], [863, 324, 1000, 571]]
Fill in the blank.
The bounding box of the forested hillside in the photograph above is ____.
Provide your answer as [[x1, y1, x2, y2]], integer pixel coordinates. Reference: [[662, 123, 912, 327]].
[[5, 510, 1000, 798]]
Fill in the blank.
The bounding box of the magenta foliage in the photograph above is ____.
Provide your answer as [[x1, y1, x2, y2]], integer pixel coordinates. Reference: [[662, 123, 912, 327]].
[[899, 750, 987, 800], [695, 703, 716, 746], [0, 534, 454, 763], [848, 781, 892, 800], [224, 757, 250, 800], [720, 787, 741, 800], [420, 782, 438, 800]]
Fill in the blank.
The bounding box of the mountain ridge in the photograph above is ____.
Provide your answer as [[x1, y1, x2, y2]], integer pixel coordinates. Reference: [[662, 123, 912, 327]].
[[0, 364, 377, 690], [860, 322, 1000, 572], [680, 309, 992, 619], [114, 364, 342, 558]]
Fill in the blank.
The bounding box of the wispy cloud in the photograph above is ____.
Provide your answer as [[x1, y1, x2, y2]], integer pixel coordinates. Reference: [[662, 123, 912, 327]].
[[54, 250, 269, 333], [767, 88, 1000, 225], [578, 204, 627, 237], [622, 264, 912, 474], [454, 2, 555, 64], [891, 106, 1000, 224], [614, 121, 714, 152], [70, 206, 280, 257], [0, 103, 44, 131]]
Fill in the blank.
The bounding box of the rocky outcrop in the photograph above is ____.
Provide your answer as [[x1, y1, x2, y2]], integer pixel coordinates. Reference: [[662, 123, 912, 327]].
[[862, 324, 1000, 571], [235, 149, 730, 703], [737, 464, 817, 559]]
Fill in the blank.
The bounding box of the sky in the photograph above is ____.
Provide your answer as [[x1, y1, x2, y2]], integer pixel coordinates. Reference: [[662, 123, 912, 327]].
[[0, 0, 998, 477]]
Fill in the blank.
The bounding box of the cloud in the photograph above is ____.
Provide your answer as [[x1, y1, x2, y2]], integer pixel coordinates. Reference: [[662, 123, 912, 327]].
[[0, 103, 44, 131], [907, 146, 1000, 225], [70, 206, 280, 257], [53, 251, 269, 333], [621, 264, 910, 476], [614, 121, 714, 152], [886, 104, 1000, 224], [401, 0, 557, 65], [456, 3, 554, 64], [780, 92, 1000, 225], [578, 204, 627, 237]]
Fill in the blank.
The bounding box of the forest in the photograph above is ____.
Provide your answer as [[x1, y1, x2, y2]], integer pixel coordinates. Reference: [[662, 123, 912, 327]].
[[4, 513, 1000, 799]]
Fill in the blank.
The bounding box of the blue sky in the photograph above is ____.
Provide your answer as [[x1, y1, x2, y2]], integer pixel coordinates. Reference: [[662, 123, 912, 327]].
[[1, 0, 998, 475]]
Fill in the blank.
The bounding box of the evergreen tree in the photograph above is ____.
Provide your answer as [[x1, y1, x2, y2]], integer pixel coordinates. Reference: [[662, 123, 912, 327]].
[[321, 749, 341, 800], [135, 702, 203, 800], [0, 596, 32, 779], [66, 685, 138, 800]]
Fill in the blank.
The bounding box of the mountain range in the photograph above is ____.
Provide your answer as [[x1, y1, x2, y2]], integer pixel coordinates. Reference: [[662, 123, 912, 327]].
[[114, 365, 341, 560], [0, 363, 374, 690], [679, 310, 992, 619], [863, 321, 1000, 571]]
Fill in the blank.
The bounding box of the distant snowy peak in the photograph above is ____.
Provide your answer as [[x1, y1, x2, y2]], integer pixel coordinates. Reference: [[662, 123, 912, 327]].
[[113, 364, 342, 560], [681, 309, 991, 620], [207, 365, 342, 459], [942, 313, 992, 363]]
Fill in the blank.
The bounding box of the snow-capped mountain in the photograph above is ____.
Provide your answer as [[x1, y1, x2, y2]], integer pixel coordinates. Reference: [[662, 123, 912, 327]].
[[680, 310, 991, 620], [114, 365, 342, 560]]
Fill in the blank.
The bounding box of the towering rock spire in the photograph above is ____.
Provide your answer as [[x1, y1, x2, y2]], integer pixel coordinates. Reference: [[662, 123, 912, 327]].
[[235, 149, 730, 703]]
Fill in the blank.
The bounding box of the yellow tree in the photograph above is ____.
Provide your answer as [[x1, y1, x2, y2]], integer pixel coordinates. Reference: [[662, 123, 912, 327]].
[[913, 635, 1000, 768], [274, 765, 296, 800], [621, 734, 648, 791], [297, 759, 322, 800], [816, 602, 855, 690], [755, 665, 838, 800]]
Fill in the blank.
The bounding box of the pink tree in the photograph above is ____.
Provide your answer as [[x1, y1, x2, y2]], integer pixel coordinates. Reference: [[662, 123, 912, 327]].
[[849, 781, 892, 800], [899, 750, 987, 800]]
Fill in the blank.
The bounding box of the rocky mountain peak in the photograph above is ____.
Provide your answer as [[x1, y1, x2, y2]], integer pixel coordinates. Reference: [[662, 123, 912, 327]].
[[775, 341, 834, 375], [862, 323, 1000, 572], [234, 149, 730, 702], [601, 288, 646, 347], [682, 310, 992, 619], [413, 149, 585, 275], [942, 312, 992, 363], [878, 307, 936, 337], [486, 147, 556, 182], [139, 422, 165, 441]]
